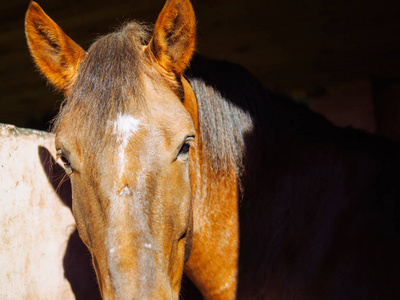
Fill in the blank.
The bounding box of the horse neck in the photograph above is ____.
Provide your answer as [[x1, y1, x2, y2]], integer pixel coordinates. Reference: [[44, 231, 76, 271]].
[[236, 80, 400, 299], [185, 54, 380, 219], [185, 58, 400, 298], [242, 86, 400, 237], [185, 55, 347, 186]]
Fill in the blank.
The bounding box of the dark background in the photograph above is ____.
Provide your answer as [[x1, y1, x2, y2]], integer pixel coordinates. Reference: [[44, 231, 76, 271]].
[[1, 0, 400, 139], [2, 1, 399, 298]]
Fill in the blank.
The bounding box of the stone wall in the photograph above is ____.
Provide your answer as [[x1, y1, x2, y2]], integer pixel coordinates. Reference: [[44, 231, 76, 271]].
[[0, 124, 76, 299]]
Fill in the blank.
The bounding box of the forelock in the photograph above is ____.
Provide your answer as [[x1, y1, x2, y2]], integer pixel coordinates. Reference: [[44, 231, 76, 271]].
[[52, 22, 152, 149]]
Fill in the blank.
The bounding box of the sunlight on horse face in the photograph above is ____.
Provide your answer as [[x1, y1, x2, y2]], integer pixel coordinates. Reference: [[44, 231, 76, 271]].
[[25, 0, 197, 298]]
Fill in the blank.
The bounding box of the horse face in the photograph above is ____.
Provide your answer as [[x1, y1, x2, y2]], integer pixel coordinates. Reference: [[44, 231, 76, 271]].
[[26, 0, 196, 298], [55, 75, 195, 299]]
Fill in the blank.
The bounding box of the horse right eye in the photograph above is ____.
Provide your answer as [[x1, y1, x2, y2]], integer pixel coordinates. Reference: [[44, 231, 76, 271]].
[[57, 150, 73, 174], [60, 155, 70, 166]]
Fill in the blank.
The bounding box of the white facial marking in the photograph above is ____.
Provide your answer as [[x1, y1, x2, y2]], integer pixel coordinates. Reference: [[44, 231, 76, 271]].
[[109, 247, 115, 254], [112, 114, 141, 177], [119, 186, 132, 197], [144, 243, 152, 249], [114, 114, 141, 139]]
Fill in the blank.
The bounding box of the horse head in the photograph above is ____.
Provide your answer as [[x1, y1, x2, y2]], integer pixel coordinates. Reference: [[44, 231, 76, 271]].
[[25, 1, 198, 298]]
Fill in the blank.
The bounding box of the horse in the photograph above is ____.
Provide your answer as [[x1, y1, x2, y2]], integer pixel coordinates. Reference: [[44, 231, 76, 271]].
[[25, 0, 400, 299]]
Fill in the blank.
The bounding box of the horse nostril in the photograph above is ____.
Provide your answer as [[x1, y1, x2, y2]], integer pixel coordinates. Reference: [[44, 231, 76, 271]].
[[179, 228, 188, 241]]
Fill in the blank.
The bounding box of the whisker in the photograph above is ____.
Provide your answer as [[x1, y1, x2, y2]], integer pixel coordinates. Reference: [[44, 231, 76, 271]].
[[56, 173, 70, 193]]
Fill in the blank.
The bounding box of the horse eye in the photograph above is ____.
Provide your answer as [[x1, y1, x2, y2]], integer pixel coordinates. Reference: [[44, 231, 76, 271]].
[[60, 155, 70, 166], [57, 150, 73, 173], [180, 142, 190, 154], [177, 137, 193, 161]]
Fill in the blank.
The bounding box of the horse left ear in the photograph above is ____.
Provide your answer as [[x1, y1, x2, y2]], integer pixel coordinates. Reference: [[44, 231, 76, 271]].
[[146, 0, 196, 77]]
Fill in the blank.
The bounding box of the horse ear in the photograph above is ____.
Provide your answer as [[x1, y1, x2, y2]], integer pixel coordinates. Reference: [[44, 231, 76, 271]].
[[25, 1, 86, 92], [146, 0, 196, 77]]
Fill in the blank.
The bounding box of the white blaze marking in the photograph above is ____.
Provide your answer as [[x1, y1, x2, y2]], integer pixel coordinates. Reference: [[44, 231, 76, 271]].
[[144, 243, 152, 249], [113, 114, 140, 177]]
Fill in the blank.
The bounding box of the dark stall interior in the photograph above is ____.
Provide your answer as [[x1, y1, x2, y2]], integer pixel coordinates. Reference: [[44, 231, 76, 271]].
[[1, 0, 400, 141]]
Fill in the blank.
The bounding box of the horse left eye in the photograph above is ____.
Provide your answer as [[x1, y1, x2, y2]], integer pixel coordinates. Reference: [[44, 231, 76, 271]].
[[177, 137, 193, 161], [180, 142, 190, 154]]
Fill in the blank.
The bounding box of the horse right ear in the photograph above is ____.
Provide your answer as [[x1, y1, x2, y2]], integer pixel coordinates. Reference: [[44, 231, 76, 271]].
[[25, 2, 86, 92]]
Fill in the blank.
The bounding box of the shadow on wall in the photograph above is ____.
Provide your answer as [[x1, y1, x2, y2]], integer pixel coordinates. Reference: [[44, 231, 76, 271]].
[[38, 146, 102, 300], [38, 146, 203, 299]]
